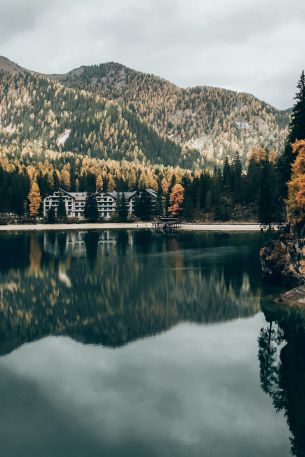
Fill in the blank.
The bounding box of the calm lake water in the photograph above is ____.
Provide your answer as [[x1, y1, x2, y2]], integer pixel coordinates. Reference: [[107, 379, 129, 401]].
[[0, 230, 304, 457]]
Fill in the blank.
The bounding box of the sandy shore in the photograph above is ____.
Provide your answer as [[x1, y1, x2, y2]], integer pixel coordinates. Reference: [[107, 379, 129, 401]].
[[0, 222, 261, 232]]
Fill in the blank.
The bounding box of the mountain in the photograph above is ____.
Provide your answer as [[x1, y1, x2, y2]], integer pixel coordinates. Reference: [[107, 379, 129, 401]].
[[0, 60, 198, 167], [58, 62, 290, 164], [0, 56, 290, 168], [0, 56, 27, 74]]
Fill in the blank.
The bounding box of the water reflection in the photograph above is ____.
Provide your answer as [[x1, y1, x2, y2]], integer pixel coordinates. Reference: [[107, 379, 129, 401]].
[[259, 294, 305, 457], [0, 230, 262, 356]]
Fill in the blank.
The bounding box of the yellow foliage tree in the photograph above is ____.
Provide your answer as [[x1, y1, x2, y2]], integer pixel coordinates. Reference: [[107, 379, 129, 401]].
[[287, 140, 305, 225], [28, 181, 42, 217], [96, 174, 103, 192], [168, 183, 184, 216]]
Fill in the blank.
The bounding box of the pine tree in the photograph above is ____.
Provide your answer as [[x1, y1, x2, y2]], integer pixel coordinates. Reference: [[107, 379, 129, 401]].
[[258, 152, 277, 236], [84, 193, 99, 222], [28, 181, 42, 217], [116, 192, 128, 222], [57, 192, 67, 220], [278, 71, 305, 206], [135, 190, 154, 220], [155, 178, 164, 217], [232, 152, 242, 203], [47, 207, 56, 224]]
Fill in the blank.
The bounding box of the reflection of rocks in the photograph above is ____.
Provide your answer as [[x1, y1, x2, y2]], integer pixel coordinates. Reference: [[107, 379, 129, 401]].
[[259, 294, 305, 457], [0, 231, 262, 356]]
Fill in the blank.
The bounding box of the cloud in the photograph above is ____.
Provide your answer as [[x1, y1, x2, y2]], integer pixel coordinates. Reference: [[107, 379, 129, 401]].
[[0, 316, 291, 456], [0, 0, 304, 108]]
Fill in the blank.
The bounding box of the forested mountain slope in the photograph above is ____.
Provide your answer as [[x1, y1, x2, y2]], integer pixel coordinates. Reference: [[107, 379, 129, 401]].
[[0, 56, 290, 167], [59, 62, 290, 164], [0, 64, 199, 167]]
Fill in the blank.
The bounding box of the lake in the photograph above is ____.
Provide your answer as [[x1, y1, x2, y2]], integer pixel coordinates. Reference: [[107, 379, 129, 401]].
[[0, 230, 303, 457]]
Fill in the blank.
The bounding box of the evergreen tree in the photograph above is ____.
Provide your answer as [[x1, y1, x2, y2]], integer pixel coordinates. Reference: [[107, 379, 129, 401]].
[[57, 192, 67, 220], [47, 207, 56, 224], [135, 190, 154, 220], [258, 153, 277, 236], [84, 193, 99, 222], [232, 152, 242, 203], [116, 192, 128, 222], [155, 178, 164, 217], [277, 71, 305, 207]]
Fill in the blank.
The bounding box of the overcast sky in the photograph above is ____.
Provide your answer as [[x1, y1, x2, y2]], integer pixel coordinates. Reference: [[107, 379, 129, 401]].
[[0, 0, 304, 109]]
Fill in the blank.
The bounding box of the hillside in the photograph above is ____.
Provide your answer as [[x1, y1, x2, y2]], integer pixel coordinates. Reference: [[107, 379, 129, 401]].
[[0, 64, 198, 167], [59, 62, 290, 163], [0, 56, 290, 168]]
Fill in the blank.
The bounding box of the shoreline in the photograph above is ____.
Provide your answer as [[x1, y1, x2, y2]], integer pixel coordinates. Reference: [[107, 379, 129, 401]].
[[0, 222, 261, 232]]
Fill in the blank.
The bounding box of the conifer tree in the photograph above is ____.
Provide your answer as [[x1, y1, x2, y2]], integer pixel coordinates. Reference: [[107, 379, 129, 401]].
[[155, 178, 164, 217], [84, 193, 99, 222], [135, 190, 154, 220], [278, 71, 305, 205], [57, 192, 67, 220], [258, 151, 277, 236], [28, 181, 42, 217], [168, 184, 184, 217], [116, 192, 128, 222], [47, 207, 56, 224]]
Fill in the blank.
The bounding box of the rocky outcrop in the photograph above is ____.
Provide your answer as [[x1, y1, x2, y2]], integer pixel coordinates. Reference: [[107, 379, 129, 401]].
[[279, 286, 305, 307], [260, 228, 305, 287]]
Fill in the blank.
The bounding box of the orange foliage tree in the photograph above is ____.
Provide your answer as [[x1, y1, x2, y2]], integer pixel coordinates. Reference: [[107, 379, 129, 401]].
[[168, 183, 184, 216], [286, 140, 305, 225], [28, 181, 42, 217]]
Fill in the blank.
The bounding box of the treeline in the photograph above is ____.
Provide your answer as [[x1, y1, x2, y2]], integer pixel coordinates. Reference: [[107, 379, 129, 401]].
[[0, 145, 283, 223]]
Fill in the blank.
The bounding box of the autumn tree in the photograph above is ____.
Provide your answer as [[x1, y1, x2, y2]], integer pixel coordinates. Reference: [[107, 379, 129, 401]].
[[28, 181, 42, 217], [278, 71, 305, 206], [168, 183, 184, 217], [286, 140, 305, 227]]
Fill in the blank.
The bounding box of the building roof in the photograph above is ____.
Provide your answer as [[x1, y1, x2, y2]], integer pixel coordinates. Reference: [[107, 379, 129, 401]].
[[68, 192, 87, 201], [45, 188, 157, 202]]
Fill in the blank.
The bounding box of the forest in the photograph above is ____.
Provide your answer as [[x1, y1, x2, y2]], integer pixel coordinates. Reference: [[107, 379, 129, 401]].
[[0, 68, 304, 225]]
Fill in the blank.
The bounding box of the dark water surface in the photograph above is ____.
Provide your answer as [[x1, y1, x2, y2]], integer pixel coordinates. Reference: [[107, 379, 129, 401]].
[[0, 230, 303, 456]]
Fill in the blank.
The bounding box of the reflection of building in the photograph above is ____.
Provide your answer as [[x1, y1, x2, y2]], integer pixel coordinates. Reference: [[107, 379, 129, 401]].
[[43, 231, 119, 258], [43, 189, 157, 220]]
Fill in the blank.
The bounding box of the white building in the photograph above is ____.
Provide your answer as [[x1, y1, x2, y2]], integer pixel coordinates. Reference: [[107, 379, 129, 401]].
[[43, 188, 157, 220]]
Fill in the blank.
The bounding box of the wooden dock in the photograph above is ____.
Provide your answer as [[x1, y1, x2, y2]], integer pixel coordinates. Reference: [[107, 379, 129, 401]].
[[153, 217, 182, 232]]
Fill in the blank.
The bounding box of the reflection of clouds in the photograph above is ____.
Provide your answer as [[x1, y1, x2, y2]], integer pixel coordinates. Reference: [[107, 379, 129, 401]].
[[1, 315, 290, 457]]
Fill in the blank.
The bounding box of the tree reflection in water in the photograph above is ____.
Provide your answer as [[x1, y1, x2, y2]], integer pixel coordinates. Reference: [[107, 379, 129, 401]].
[[0, 230, 262, 356], [259, 295, 305, 457]]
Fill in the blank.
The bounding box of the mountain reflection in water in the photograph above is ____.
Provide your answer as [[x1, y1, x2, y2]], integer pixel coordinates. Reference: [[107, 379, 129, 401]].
[[0, 230, 262, 356]]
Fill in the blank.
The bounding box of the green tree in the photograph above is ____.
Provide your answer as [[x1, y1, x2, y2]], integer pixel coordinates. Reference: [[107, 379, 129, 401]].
[[47, 207, 56, 224], [258, 153, 277, 236], [135, 190, 154, 220], [277, 71, 305, 207], [116, 192, 128, 222], [155, 178, 164, 217], [84, 193, 99, 222], [57, 192, 67, 220]]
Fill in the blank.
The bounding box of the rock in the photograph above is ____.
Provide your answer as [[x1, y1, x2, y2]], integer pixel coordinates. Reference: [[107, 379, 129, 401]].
[[280, 287, 305, 307], [260, 238, 303, 288]]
